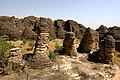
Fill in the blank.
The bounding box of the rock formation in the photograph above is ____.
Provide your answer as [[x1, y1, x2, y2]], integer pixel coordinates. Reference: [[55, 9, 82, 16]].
[[109, 26, 120, 52], [21, 26, 37, 40], [96, 25, 109, 40], [54, 19, 65, 39], [39, 17, 55, 40], [65, 20, 85, 38], [77, 28, 99, 53], [99, 35, 115, 63], [0, 23, 21, 40], [0, 16, 86, 40], [28, 21, 52, 69], [96, 25, 108, 33], [63, 32, 77, 56]]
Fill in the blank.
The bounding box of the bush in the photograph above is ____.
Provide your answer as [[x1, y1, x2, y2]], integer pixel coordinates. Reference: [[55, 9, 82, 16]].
[[22, 39, 27, 45], [49, 43, 63, 61], [28, 40, 35, 47], [0, 35, 14, 74]]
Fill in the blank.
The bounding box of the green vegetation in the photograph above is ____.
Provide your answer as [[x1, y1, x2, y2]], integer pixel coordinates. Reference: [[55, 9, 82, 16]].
[[0, 35, 14, 74], [22, 39, 27, 45], [28, 40, 36, 47], [26, 40, 35, 51], [49, 42, 63, 61], [54, 26, 58, 38]]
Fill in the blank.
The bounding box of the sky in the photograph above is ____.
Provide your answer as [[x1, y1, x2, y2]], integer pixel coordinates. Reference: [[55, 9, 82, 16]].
[[0, 0, 120, 29]]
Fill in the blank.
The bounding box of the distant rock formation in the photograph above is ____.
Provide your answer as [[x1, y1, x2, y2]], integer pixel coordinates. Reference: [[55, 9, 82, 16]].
[[0, 23, 21, 40], [0, 16, 86, 40], [39, 17, 55, 40], [77, 28, 99, 53], [65, 20, 86, 38], [109, 26, 120, 52], [96, 25, 120, 52], [96, 25, 109, 33], [21, 26, 37, 40], [63, 32, 77, 56], [54, 19, 65, 39]]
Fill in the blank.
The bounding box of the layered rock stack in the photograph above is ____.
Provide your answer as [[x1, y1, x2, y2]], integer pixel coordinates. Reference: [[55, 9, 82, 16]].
[[99, 35, 115, 63], [29, 21, 52, 69], [63, 32, 77, 56], [77, 28, 99, 53]]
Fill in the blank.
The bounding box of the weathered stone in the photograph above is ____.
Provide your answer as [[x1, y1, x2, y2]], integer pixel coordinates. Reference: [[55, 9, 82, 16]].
[[96, 25, 109, 41], [99, 35, 115, 63], [28, 21, 52, 69], [115, 40, 120, 52], [65, 20, 83, 38], [54, 19, 65, 39], [21, 26, 37, 40], [0, 23, 21, 40], [77, 28, 99, 53], [63, 32, 77, 56], [96, 25, 108, 33], [40, 17, 55, 40]]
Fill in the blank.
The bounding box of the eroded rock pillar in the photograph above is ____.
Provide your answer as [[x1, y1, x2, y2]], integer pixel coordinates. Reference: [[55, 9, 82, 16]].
[[100, 35, 115, 63], [77, 28, 99, 53], [30, 21, 52, 69], [63, 32, 77, 56]]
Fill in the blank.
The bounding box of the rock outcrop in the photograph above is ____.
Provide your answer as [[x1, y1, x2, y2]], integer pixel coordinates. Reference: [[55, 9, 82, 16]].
[[28, 21, 52, 69], [99, 35, 116, 63], [2, 54, 120, 80], [96, 25, 120, 52], [108, 26, 120, 52], [77, 28, 99, 53], [65, 20, 79, 38], [54, 19, 65, 39], [21, 26, 37, 40], [0, 23, 21, 40], [96, 25, 109, 40], [0, 16, 86, 40], [39, 17, 55, 40], [96, 25, 109, 33], [63, 32, 77, 56]]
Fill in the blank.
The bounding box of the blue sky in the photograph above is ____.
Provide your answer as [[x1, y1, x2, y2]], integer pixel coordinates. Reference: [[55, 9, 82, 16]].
[[0, 0, 120, 29]]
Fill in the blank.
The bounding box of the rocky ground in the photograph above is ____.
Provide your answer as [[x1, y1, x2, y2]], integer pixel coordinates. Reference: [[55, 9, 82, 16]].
[[0, 54, 119, 80], [0, 39, 120, 80]]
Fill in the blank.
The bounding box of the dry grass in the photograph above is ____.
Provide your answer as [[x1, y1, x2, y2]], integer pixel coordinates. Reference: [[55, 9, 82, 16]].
[[48, 39, 63, 52], [9, 40, 35, 53], [114, 51, 120, 68]]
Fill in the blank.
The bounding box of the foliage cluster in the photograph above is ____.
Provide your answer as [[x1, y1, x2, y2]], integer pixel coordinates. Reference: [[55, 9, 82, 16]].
[[0, 35, 14, 74], [49, 42, 63, 61]]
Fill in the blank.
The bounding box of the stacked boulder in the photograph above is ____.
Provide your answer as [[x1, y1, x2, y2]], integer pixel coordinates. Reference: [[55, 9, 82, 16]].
[[29, 21, 52, 69], [77, 28, 99, 53], [63, 32, 77, 56]]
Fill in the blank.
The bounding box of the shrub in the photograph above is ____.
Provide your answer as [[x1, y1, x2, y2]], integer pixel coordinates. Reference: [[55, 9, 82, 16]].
[[0, 35, 14, 74], [22, 39, 27, 45], [28, 40, 35, 47], [49, 43, 63, 61]]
